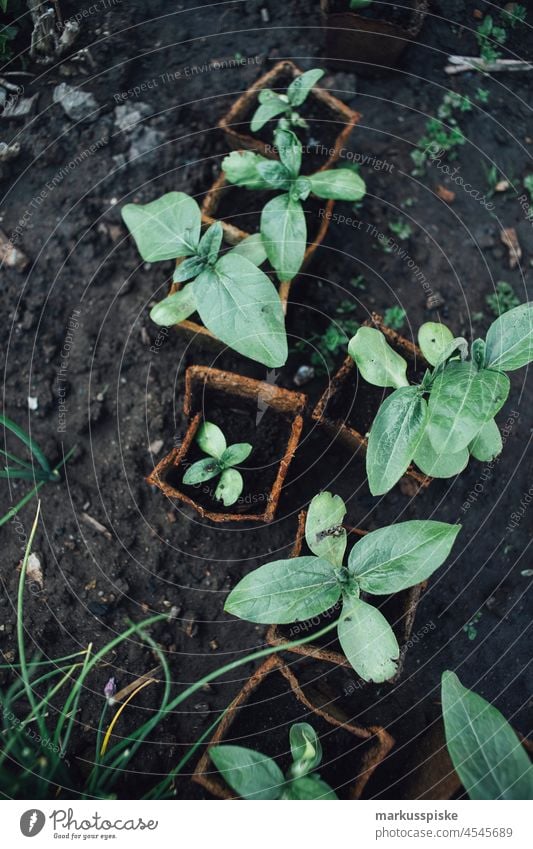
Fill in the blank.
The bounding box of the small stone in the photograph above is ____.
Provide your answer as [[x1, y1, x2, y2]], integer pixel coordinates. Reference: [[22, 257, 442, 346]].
[[260, 7, 270, 22], [53, 83, 99, 123], [114, 102, 152, 134], [495, 180, 510, 193], [0, 229, 29, 271], [26, 552, 44, 589], [27, 396, 38, 411], [181, 610, 198, 638], [293, 365, 315, 386], [426, 291, 445, 310], [149, 439, 164, 454], [209, 639, 219, 651], [0, 141, 20, 162]]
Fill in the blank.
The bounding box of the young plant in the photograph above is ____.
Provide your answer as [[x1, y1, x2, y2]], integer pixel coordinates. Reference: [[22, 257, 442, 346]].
[[222, 128, 366, 282], [486, 281, 520, 318], [348, 302, 533, 494], [122, 192, 287, 368], [225, 492, 460, 683], [383, 305, 406, 331], [411, 92, 472, 173], [251, 68, 325, 134], [209, 721, 338, 800], [182, 421, 251, 507], [0, 414, 74, 527], [442, 671, 533, 800]]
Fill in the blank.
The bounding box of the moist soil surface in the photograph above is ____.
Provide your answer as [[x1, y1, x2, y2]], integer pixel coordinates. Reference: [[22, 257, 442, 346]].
[[1, 0, 532, 799]]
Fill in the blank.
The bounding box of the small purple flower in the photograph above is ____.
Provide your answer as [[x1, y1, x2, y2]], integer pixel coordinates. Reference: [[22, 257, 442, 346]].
[[104, 677, 117, 700]]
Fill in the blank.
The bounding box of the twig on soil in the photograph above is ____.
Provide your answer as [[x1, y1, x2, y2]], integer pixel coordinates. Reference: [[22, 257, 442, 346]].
[[445, 55, 533, 74], [80, 512, 113, 540], [110, 666, 161, 705]]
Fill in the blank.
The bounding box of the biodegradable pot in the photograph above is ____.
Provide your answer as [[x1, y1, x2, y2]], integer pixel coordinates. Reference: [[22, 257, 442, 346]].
[[320, 1, 428, 72], [218, 59, 361, 174], [146, 365, 306, 523], [311, 313, 430, 491], [169, 215, 291, 352], [192, 654, 394, 800], [266, 509, 425, 678], [202, 171, 335, 274]]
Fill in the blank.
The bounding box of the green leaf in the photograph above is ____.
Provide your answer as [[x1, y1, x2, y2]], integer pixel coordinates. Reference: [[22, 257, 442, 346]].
[[338, 597, 400, 683], [348, 520, 461, 594], [182, 457, 220, 485], [222, 150, 274, 190], [418, 322, 454, 366], [307, 169, 366, 201], [196, 421, 226, 459], [220, 443, 252, 468], [210, 745, 284, 800], [287, 68, 325, 107], [413, 431, 470, 478], [251, 97, 289, 132], [442, 671, 533, 800], [198, 221, 223, 263], [305, 491, 347, 568], [367, 387, 428, 496], [224, 556, 341, 624], [195, 255, 288, 368], [256, 159, 292, 191], [261, 193, 306, 282], [122, 192, 201, 261], [485, 302, 533, 372], [227, 233, 267, 266], [150, 285, 197, 326], [172, 255, 206, 284], [348, 327, 409, 389], [274, 128, 302, 178], [469, 418, 502, 462], [433, 337, 469, 370], [215, 468, 243, 506], [283, 775, 338, 800], [0, 415, 52, 476], [427, 363, 510, 454], [289, 723, 322, 775], [471, 338, 486, 370]]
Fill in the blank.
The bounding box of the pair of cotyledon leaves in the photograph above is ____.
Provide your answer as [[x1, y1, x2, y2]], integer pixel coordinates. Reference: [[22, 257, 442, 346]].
[[182, 421, 251, 507], [225, 491, 460, 683], [210, 721, 338, 800], [348, 302, 533, 494], [250, 68, 325, 133]]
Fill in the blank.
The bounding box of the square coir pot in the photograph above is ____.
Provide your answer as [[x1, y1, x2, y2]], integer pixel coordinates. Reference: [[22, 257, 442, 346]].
[[146, 365, 306, 523], [192, 654, 394, 800], [218, 59, 361, 175], [311, 313, 431, 492], [202, 171, 335, 276], [266, 510, 425, 681]]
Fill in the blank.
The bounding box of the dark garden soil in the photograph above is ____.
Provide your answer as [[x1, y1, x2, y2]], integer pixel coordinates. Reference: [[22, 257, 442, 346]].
[[327, 0, 417, 30], [0, 0, 532, 800]]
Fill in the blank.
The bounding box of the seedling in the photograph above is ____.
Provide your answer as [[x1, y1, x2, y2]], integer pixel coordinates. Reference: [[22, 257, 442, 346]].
[[294, 312, 359, 376], [486, 281, 520, 317], [442, 671, 533, 800], [250, 68, 325, 134], [209, 721, 337, 800], [225, 492, 460, 682], [348, 302, 533, 494], [383, 306, 406, 331], [476, 15, 507, 64], [182, 421, 252, 507], [222, 127, 366, 281], [388, 219, 412, 241], [411, 91, 472, 173], [0, 414, 74, 526], [122, 192, 287, 368]]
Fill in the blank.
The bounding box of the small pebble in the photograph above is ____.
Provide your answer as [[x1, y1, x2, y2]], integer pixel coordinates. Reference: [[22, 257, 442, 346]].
[[293, 365, 315, 386]]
